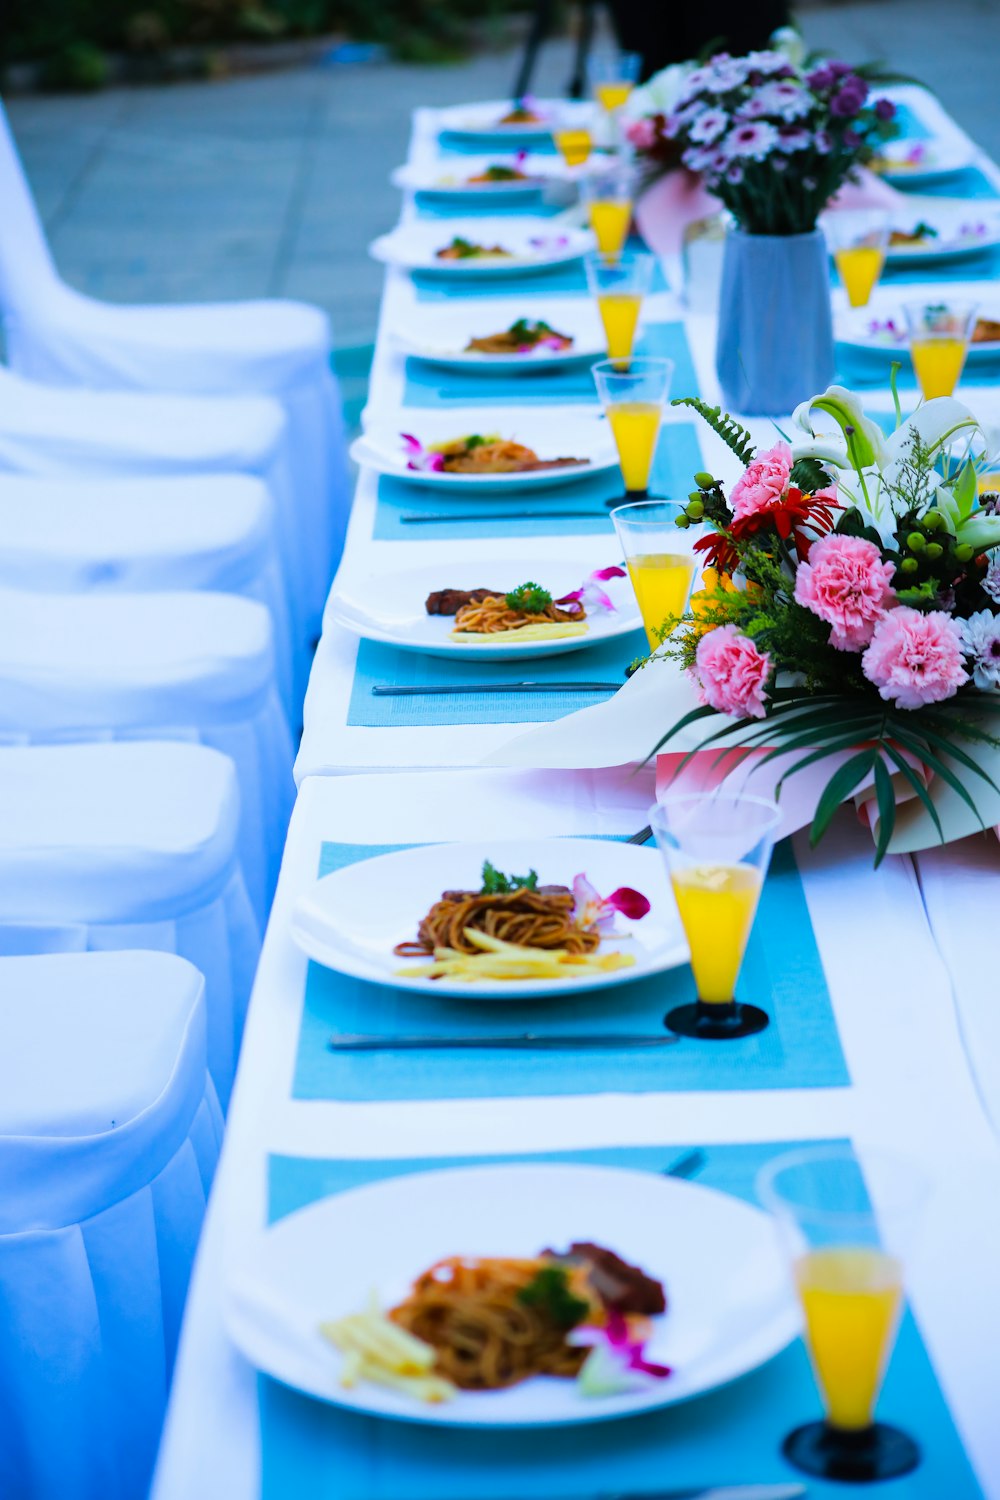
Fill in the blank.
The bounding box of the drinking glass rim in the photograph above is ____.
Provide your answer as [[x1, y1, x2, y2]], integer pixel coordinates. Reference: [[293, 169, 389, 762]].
[[593, 356, 674, 379], [756, 1143, 929, 1228], [610, 499, 687, 523], [650, 790, 782, 829], [903, 297, 979, 321], [584, 247, 655, 271]]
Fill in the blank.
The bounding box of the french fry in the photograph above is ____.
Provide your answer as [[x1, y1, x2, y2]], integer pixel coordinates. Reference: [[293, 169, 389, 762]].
[[320, 1308, 457, 1405], [394, 930, 636, 984]]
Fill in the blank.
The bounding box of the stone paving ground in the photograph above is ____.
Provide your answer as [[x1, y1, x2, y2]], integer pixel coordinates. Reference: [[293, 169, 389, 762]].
[[6, 0, 1000, 354]]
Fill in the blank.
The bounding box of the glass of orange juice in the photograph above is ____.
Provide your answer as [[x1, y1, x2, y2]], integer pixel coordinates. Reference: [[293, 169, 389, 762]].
[[584, 249, 654, 365], [825, 209, 890, 308], [589, 51, 641, 114], [758, 1145, 926, 1482], [904, 299, 978, 400], [582, 160, 638, 260], [649, 791, 780, 1039], [593, 355, 673, 504], [552, 125, 594, 168], [611, 500, 699, 648]]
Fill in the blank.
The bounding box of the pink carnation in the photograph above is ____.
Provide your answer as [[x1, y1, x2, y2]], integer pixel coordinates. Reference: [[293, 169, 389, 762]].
[[794, 533, 896, 651], [627, 118, 658, 151], [695, 624, 772, 719], [861, 607, 968, 710], [729, 442, 793, 520]]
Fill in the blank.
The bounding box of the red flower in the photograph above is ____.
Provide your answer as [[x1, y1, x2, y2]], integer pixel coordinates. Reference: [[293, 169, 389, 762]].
[[695, 487, 841, 575]]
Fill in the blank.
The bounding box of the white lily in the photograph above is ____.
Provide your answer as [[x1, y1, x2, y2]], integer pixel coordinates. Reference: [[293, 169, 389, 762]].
[[624, 61, 695, 122], [770, 25, 808, 69]]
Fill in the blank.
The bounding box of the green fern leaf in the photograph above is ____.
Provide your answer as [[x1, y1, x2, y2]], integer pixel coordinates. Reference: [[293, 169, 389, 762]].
[[671, 397, 756, 465]]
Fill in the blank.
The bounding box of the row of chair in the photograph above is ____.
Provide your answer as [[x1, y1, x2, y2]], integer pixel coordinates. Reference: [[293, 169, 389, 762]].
[[0, 98, 350, 1499]]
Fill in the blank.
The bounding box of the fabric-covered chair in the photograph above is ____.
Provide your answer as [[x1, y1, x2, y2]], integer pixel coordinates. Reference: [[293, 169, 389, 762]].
[[0, 470, 300, 714], [0, 587, 294, 922], [0, 740, 259, 1102], [0, 360, 323, 651], [0, 949, 222, 1500], [0, 101, 349, 626]]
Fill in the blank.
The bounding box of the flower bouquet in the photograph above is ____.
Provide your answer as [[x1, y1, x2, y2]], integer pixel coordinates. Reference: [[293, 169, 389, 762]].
[[650, 380, 1000, 861], [628, 42, 898, 413]]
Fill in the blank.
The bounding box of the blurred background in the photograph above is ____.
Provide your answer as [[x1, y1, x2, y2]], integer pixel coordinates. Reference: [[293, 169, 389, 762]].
[[3, 0, 997, 414]]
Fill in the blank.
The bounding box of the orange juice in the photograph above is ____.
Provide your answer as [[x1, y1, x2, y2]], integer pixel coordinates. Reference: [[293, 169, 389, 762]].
[[597, 292, 642, 361], [911, 337, 968, 398], [834, 245, 885, 308], [590, 198, 633, 258], [606, 400, 661, 491], [796, 1247, 903, 1431], [554, 128, 593, 167], [626, 553, 695, 647], [670, 862, 761, 1003], [595, 81, 633, 112]]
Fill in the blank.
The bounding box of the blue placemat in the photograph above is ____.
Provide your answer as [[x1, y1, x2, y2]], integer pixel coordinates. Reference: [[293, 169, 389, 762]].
[[438, 131, 559, 156], [837, 344, 1000, 390], [259, 1138, 981, 1500], [415, 193, 565, 219], [898, 166, 1000, 201], [292, 837, 848, 1101], [403, 321, 699, 408], [877, 242, 1000, 285], [414, 238, 670, 302], [371, 421, 705, 541], [347, 629, 644, 726]]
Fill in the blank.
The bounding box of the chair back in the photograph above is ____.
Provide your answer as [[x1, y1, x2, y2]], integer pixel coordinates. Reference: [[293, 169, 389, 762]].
[[0, 99, 61, 316]]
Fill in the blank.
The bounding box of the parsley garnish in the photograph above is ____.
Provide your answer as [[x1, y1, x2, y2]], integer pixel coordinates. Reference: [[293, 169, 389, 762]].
[[518, 1266, 589, 1329], [465, 433, 487, 450], [505, 580, 552, 613], [481, 860, 539, 894]]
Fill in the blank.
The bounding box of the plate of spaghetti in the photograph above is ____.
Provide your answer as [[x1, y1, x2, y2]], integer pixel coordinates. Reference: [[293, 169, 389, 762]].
[[391, 300, 605, 372], [225, 1162, 799, 1427], [327, 558, 642, 660], [351, 408, 617, 493], [434, 98, 595, 145], [369, 218, 594, 280], [290, 838, 687, 998]]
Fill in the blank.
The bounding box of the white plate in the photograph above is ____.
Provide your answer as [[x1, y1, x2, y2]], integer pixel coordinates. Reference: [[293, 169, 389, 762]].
[[225, 1162, 800, 1428], [436, 98, 595, 144], [392, 154, 574, 198], [290, 837, 687, 999], [883, 204, 1000, 266], [370, 218, 594, 278], [391, 300, 607, 373], [327, 556, 641, 660], [837, 305, 1000, 362], [872, 137, 976, 186], [351, 407, 617, 492]]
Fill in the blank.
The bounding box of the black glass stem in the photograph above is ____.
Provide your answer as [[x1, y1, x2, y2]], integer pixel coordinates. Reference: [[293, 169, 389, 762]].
[[664, 998, 770, 1040], [782, 1419, 920, 1482]]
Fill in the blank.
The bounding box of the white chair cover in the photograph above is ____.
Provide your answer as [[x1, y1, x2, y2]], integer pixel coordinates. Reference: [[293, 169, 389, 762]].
[[0, 949, 222, 1500], [0, 587, 294, 922], [0, 100, 349, 627], [0, 741, 260, 1102], [0, 471, 299, 714]]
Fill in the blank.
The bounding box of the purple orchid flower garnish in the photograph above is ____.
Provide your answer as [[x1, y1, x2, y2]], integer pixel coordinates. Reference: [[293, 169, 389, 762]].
[[529, 234, 570, 250], [400, 433, 445, 473], [572, 873, 651, 932], [959, 222, 988, 239], [557, 565, 627, 616], [573, 1310, 672, 1383]]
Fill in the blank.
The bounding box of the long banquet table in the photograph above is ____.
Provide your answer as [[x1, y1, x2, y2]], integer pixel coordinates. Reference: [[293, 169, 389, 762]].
[[154, 83, 1000, 1499]]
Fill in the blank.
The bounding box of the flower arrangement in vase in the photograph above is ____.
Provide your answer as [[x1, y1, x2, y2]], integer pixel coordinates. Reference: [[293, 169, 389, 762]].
[[630, 46, 898, 414], [650, 378, 1000, 861]]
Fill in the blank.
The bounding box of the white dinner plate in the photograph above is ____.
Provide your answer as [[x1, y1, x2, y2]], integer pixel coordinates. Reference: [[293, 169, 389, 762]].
[[225, 1162, 800, 1427], [872, 137, 976, 186], [392, 154, 576, 198], [882, 203, 1000, 266], [391, 300, 607, 373], [327, 556, 640, 660], [290, 837, 687, 999], [370, 218, 594, 279], [837, 304, 1000, 362], [435, 98, 595, 144], [351, 407, 617, 492]]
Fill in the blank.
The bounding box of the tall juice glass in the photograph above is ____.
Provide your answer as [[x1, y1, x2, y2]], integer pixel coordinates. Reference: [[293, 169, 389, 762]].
[[589, 51, 641, 113], [904, 299, 977, 399], [593, 356, 673, 503], [583, 161, 638, 260], [758, 1146, 926, 1482], [552, 127, 593, 167], [825, 209, 890, 308], [650, 792, 781, 1038], [611, 501, 699, 648], [584, 249, 654, 364]]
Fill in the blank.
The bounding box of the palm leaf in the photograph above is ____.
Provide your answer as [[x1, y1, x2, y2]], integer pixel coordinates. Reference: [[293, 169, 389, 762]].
[[885, 727, 987, 827], [810, 750, 877, 846], [872, 755, 897, 866], [881, 742, 945, 843]]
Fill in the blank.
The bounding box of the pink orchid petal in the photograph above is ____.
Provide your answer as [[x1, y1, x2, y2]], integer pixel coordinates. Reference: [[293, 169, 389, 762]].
[[592, 565, 627, 581], [400, 432, 422, 454], [603, 886, 651, 921]]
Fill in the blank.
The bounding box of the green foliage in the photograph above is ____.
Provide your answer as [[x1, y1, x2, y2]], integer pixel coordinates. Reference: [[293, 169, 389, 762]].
[[40, 39, 109, 87], [505, 581, 552, 614], [671, 397, 756, 466], [480, 860, 539, 895], [789, 456, 833, 494], [517, 1266, 589, 1330]]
